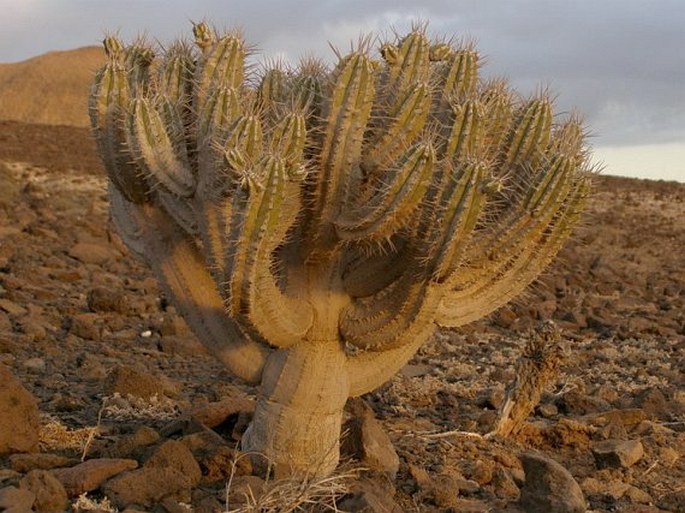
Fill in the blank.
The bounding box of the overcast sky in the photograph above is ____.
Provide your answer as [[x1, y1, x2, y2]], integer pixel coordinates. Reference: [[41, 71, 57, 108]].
[[1, 0, 684, 181]]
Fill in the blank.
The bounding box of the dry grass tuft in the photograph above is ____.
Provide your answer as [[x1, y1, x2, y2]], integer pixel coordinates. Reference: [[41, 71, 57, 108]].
[[39, 414, 99, 457], [38, 393, 178, 460], [225, 457, 362, 513], [71, 493, 117, 513], [100, 392, 180, 422]]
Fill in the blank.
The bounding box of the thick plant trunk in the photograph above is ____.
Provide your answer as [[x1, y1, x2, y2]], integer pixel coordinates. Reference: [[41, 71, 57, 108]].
[[241, 341, 350, 478]]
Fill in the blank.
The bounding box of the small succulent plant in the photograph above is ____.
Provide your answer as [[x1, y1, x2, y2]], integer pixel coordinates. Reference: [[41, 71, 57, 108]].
[[90, 22, 592, 477]]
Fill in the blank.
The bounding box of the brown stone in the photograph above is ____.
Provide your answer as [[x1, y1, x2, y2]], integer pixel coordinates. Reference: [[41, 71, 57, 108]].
[[579, 476, 603, 497], [224, 475, 266, 507], [160, 496, 198, 513], [399, 363, 433, 378], [0, 311, 12, 332], [426, 473, 460, 508], [102, 466, 193, 509], [102, 426, 160, 460], [476, 386, 505, 409], [337, 477, 402, 513], [603, 479, 631, 500], [20, 357, 46, 372], [0, 485, 35, 511], [0, 299, 28, 318], [0, 364, 40, 455], [68, 242, 116, 265], [68, 312, 104, 341], [468, 459, 494, 486], [50, 268, 86, 283], [625, 485, 653, 504], [620, 506, 671, 513], [103, 365, 179, 400], [158, 335, 209, 357], [158, 310, 190, 336], [591, 439, 644, 469], [189, 396, 255, 429], [19, 470, 68, 513], [342, 398, 400, 479], [177, 428, 228, 454], [491, 466, 520, 499], [444, 499, 491, 513], [75, 353, 107, 381], [144, 439, 202, 487], [543, 417, 595, 448], [192, 493, 225, 513], [656, 446, 680, 467], [194, 443, 252, 484], [87, 286, 129, 313], [0, 226, 22, 239], [535, 298, 558, 320], [51, 458, 138, 496], [407, 462, 431, 488], [633, 387, 670, 419], [494, 307, 518, 328], [536, 402, 558, 418], [409, 464, 462, 508], [585, 408, 647, 429], [17, 310, 50, 343], [555, 389, 611, 415], [456, 478, 481, 495], [518, 452, 586, 513], [9, 453, 77, 473]]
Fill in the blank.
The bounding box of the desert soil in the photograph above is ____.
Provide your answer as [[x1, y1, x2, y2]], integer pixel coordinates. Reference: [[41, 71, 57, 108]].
[[0, 121, 683, 512]]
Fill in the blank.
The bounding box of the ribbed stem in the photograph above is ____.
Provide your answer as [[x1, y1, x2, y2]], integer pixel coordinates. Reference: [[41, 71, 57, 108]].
[[94, 25, 593, 479], [242, 342, 349, 477]]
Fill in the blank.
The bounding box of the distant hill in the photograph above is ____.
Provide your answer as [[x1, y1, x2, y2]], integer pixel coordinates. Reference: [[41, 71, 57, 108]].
[[0, 47, 105, 127], [0, 120, 104, 175]]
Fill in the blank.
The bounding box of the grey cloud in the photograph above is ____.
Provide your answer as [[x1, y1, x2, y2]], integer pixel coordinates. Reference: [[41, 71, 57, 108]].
[[1, 0, 684, 148]]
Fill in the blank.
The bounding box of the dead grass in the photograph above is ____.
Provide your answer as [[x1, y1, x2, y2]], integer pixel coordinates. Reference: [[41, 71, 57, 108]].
[[100, 392, 180, 422], [38, 392, 179, 461], [224, 455, 363, 513], [38, 414, 99, 457], [71, 493, 117, 513]]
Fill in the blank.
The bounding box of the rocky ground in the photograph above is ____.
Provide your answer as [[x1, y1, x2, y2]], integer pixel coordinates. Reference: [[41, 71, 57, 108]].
[[0, 122, 683, 512]]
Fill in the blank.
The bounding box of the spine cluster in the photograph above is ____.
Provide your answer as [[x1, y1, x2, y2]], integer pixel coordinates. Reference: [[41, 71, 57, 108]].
[[91, 21, 591, 377]]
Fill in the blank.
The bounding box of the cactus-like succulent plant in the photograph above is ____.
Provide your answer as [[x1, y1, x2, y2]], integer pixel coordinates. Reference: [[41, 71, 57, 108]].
[[90, 23, 592, 477]]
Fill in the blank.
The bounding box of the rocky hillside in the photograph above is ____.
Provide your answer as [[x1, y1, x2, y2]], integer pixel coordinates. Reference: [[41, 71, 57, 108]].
[[0, 47, 104, 127], [0, 122, 683, 512]]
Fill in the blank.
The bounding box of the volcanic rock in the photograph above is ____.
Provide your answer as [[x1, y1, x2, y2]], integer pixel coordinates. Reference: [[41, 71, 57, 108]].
[[591, 439, 644, 469], [0, 364, 40, 455], [102, 425, 160, 460], [342, 398, 400, 479], [68, 241, 116, 265], [51, 458, 138, 496], [103, 365, 179, 400], [87, 285, 129, 313], [144, 439, 202, 487], [518, 452, 586, 513], [19, 470, 68, 513], [0, 485, 35, 511], [102, 466, 193, 509], [9, 453, 77, 473], [338, 477, 403, 513]]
